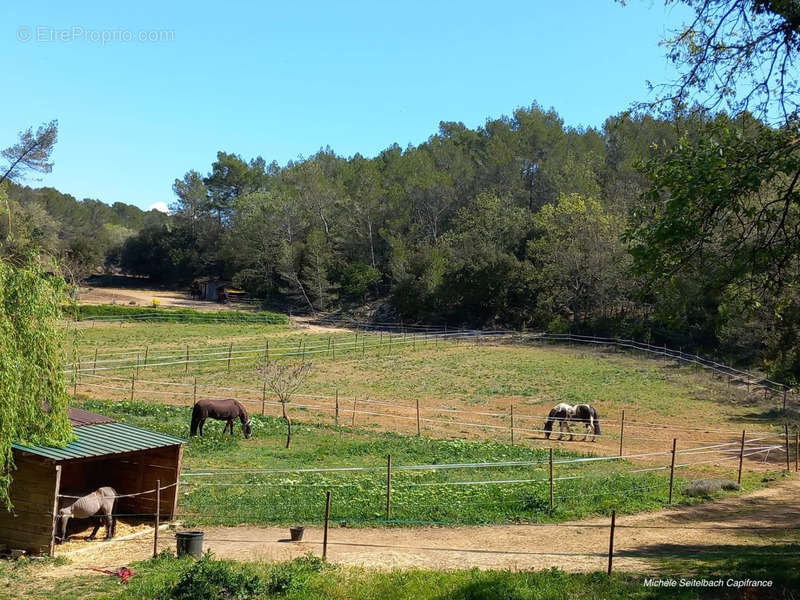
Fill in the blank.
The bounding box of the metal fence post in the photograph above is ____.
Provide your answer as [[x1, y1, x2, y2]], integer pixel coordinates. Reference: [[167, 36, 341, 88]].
[[668, 438, 677, 504], [549, 448, 554, 510], [737, 430, 746, 485], [322, 490, 331, 559], [385, 454, 392, 520], [607, 510, 616, 575]]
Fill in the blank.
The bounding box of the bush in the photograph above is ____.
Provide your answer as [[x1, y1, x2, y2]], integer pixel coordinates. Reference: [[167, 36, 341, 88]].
[[265, 553, 325, 595], [546, 316, 569, 334], [685, 479, 740, 497], [171, 552, 264, 600]]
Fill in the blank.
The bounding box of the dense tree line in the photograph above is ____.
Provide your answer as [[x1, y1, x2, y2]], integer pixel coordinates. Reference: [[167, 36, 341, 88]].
[[117, 105, 658, 324], [2, 182, 168, 281]]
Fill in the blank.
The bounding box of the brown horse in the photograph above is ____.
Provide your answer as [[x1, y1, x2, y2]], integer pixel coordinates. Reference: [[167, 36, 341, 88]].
[[191, 398, 252, 438]]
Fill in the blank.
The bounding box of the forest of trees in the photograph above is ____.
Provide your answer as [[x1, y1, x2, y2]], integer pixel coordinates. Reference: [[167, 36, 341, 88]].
[[5, 105, 797, 379], [116, 105, 651, 323], [2, 182, 168, 281], [100, 106, 790, 378]]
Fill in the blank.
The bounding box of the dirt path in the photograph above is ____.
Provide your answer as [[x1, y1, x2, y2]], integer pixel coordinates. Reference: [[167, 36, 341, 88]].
[[47, 474, 798, 577]]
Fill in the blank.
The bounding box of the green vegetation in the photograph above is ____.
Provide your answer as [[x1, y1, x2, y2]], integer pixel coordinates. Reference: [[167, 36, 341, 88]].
[[72, 321, 758, 424], [0, 260, 74, 507], [5, 548, 799, 600], [74, 304, 288, 324], [77, 399, 763, 528]]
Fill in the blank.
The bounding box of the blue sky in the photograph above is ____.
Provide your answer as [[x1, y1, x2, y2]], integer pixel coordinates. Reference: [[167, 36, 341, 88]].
[[1, 1, 691, 211]]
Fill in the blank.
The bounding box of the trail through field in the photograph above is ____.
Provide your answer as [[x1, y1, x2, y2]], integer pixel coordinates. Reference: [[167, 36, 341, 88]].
[[48, 474, 798, 578]]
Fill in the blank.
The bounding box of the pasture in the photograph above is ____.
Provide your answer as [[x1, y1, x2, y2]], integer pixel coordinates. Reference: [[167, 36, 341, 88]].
[[67, 319, 792, 466], [60, 317, 793, 535], [74, 398, 769, 529], [2, 316, 795, 600]]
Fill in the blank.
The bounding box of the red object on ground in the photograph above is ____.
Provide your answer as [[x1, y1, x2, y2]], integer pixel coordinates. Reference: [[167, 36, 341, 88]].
[[90, 566, 136, 583]]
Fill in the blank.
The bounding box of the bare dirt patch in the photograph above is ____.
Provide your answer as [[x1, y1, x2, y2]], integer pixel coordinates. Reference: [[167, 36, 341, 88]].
[[48, 475, 798, 576]]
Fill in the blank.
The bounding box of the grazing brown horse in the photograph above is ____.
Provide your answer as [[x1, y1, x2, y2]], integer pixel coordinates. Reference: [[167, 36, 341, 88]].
[[191, 398, 252, 438]]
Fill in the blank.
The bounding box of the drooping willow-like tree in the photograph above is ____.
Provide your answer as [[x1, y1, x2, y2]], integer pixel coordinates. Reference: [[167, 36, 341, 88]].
[[0, 259, 74, 508]]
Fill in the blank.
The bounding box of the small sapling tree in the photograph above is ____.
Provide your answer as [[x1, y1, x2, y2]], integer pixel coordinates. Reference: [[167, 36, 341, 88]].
[[259, 360, 312, 448]]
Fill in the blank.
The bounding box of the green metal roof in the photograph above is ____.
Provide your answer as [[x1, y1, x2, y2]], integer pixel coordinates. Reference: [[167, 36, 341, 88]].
[[12, 422, 184, 461]]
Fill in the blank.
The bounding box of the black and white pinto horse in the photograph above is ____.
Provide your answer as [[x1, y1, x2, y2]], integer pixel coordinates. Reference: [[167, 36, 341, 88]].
[[543, 403, 601, 441]]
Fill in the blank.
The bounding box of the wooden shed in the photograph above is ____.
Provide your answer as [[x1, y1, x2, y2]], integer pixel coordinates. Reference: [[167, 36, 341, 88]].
[[0, 407, 184, 555]]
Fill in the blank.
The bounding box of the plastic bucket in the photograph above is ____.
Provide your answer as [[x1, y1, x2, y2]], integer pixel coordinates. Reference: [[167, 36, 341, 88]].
[[176, 530, 204, 558], [289, 526, 305, 541]]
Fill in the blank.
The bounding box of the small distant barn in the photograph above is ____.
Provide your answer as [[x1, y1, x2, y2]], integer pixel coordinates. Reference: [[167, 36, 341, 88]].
[[0, 408, 184, 555], [195, 278, 231, 302]]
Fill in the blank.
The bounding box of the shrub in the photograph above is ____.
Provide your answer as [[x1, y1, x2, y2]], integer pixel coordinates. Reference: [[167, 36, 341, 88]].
[[685, 479, 740, 497], [265, 554, 325, 595], [546, 316, 570, 334], [171, 552, 264, 600]]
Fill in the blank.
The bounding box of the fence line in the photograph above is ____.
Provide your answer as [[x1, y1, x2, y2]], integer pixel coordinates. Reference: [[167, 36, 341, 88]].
[[78, 378, 786, 446], [73, 315, 795, 394], [76, 373, 784, 439]]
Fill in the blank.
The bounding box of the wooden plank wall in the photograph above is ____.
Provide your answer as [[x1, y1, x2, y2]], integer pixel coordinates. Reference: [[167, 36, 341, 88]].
[[59, 445, 182, 522], [0, 452, 59, 554]]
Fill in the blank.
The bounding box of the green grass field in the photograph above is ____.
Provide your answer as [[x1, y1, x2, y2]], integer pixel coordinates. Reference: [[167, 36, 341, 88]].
[[70, 320, 777, 425], [78, 399, 766, 528]]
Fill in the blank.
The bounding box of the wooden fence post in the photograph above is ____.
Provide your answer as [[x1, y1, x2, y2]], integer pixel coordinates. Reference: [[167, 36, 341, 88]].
[[783, 388, 788, 413], [227, 342, 233, 372], [144, 345, 149, 369], [322, 490, 331, 560], [618, 410, 625, 457], [549, 447, 554, 510], [332, 338, 336, 360], [136, 353, 140, 378], [796, 430, 799, 473], [607, 509, 616, 576], [153, 480, 161, 558], [351, 398, 357, 427], [130, 372, 135, 402], [362, 335, 365, 359], [385, 454, 392, 520], [668, 438, 677, 504], [510, 405, 515, 445], [335, 390, 340, 426], [785, 424, 791, 472], [416, 398, 421, 436], [737, 430, 746, 485], [185, 345, 189, 374], [93, 346, 98, 375], [193, 377, 197, 406]]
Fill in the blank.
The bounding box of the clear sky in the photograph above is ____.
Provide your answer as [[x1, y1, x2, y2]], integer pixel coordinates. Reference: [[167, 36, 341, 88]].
[[1, 1, 691, 211]]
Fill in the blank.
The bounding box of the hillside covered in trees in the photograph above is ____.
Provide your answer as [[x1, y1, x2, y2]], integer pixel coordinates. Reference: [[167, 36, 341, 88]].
[[5, 102, 797, 380], [99, 103, 794, 380], [2, 182, 168, 280]]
